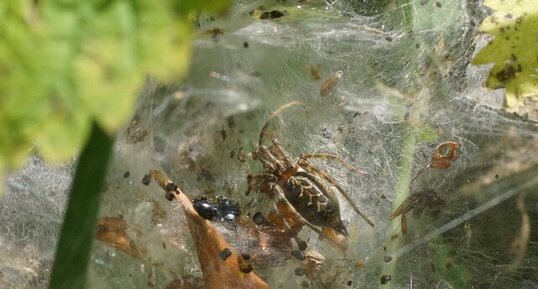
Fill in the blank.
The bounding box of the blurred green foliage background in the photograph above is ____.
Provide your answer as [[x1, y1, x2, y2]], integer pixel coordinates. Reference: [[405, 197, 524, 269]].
[[0, 0, 229, 194]]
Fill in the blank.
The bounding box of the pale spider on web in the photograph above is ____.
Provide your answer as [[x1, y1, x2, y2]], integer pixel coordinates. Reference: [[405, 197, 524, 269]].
[[246, 101, 374, 241]]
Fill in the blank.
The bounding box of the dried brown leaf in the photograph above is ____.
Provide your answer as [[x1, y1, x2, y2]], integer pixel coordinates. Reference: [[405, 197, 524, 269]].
[[96, 217, 144, 259], [146, 170, 269, 289], [430, 141, 459, 169]]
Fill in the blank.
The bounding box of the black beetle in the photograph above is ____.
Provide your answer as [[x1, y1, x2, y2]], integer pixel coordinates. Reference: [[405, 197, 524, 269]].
[[192, 196, 240, 222], [216, 196, 241, 222], [193, 197, 219, 220]]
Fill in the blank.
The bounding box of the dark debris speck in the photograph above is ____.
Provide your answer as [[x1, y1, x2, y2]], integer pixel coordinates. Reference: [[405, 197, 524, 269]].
[[239, 258, 253, 273], [260, 10, 285, 19], [260, 11, 270, 19], [165, 182, 178, 192], [294, 267, 305, 276], [297, 240, 308, 251], [291, 250, 305, 261], [141, 174, 151, 185], [380, 275, 392, 285], [218, 248, 232, 261], [253, 212, 265, 225], [123, 171, 130, 178], [270, 10, 285, 18], [165, 191, 175, 201]]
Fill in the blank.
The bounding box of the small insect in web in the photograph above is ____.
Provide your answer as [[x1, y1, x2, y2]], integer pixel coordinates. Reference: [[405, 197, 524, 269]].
[[320, 70, 343, 97], [389, 189, 445, 235], [247, 101, 374, 247], [390, 141, 458, 234], [409, 141, 460, 185]]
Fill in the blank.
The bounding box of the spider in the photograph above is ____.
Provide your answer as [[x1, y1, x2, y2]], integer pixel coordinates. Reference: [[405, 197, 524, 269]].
[[247, 101, 374, 241]]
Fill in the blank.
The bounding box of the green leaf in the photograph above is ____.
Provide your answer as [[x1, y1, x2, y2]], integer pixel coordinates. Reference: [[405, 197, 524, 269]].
[[0, 0, 230, 196], [173, 0, 231, 15], [472, 0, 538, 108], [48, 122, 113, 289]]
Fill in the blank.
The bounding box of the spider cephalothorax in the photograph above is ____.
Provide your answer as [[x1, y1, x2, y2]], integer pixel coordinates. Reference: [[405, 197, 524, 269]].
[[247, 101, 374, 240]]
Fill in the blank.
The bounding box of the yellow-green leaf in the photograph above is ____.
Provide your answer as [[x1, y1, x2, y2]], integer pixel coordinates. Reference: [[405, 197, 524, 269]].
[[472, 0, 538, 108]]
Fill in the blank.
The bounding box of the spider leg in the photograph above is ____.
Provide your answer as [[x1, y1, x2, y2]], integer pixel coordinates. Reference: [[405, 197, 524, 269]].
[[247, 174, 264, 196], [258, 145, 287, 172], [247, 173, 277, 196], [270, 200, 308, 251], [271, 183, 323, 236], [258, 101, 302, 147], [270, 138, 293, 168], [300, 153, 367, 175], [297, 159, 375, 227]]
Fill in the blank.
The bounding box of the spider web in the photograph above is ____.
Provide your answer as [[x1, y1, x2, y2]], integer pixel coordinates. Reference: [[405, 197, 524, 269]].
[[1, 0, 537, 288]]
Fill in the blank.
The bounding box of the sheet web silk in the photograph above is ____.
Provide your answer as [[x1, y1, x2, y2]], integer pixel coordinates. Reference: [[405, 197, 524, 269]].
[[1, 1, 537, 289]]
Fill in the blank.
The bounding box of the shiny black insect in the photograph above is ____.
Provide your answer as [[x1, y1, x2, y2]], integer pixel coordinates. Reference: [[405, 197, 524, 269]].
[[217, 196, 241, 221], [193, 197, 219, 220], [192, 196, 241, 222]]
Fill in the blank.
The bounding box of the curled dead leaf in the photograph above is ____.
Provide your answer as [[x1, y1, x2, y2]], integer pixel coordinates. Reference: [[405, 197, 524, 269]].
[[430, 141, 459, 169], [96, 217, 145, 259], [410, 141, 460, 184]]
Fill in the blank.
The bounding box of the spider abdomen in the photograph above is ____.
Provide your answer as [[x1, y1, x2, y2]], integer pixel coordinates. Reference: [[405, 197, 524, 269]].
[[283, 175, 348, 236]]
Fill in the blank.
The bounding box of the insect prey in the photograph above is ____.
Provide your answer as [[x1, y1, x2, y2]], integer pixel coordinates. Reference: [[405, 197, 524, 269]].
[[391, 141, 458, 234], [320, 70, 343, 96]]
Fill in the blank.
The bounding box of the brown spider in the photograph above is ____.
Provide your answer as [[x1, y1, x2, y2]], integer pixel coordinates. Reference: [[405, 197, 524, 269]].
[[247, 101, 374, 240]]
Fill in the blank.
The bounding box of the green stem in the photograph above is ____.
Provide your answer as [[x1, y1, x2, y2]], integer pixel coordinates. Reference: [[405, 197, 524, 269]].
[[49, 122, 113, 289], [378, 126, 416, 288]]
